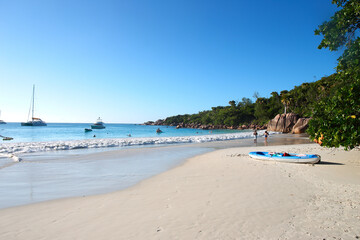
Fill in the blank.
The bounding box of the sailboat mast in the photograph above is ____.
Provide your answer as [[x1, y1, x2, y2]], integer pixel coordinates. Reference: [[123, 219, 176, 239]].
[[32, 85, 35, 120]]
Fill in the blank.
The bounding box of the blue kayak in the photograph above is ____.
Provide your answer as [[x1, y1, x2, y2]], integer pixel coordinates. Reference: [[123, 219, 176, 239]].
[[248, 151, 321, 164]]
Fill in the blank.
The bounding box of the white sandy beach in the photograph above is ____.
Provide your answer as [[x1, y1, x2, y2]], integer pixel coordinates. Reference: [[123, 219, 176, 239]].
[[0, 143, 359, 239]]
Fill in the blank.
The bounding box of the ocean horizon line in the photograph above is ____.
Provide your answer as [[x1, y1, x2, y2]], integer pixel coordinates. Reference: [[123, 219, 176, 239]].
[[1, 121, 144, 125]]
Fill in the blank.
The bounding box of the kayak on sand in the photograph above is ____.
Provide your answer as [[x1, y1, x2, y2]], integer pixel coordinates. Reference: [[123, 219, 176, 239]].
[[248, 151, 321, 164]]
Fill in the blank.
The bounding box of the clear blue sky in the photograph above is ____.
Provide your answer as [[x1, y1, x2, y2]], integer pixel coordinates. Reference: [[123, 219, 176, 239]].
[[0, 0, 340, 123]]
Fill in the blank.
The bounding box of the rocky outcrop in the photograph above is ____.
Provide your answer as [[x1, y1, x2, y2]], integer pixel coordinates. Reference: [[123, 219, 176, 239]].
[[267, 113, 300, 133], [143, 121, 155, 125], [145, 120, 266, 130], [292, 118, 311, 134], [143, 119, 164, 126], [267, 113, 311, 134], [145, 113, 308, 133], [172, 123, 266, 130]]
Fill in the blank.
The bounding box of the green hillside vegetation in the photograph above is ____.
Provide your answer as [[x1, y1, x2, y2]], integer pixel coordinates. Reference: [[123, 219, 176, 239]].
[[162, 74, 339, 127]]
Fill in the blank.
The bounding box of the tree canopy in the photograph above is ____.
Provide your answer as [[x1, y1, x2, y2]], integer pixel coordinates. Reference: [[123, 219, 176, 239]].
[[308, 0, 360, 149]]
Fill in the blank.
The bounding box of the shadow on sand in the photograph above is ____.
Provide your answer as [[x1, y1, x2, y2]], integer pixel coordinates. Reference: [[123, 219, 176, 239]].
[[317, 161, 344, 166]]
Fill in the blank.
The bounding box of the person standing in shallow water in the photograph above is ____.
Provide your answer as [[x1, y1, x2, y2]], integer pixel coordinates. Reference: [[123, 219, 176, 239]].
[[264, 131, 269, 141], [264, 130, 269, 146], [253, 129, 258, 143]]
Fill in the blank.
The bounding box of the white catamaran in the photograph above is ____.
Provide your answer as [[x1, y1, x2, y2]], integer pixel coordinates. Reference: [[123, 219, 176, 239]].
[[21, 85, 47, 126]]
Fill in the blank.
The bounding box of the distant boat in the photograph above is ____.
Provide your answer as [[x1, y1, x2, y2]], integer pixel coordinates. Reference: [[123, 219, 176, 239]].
[[0, 134, 13, 141], [0, 110, 6, 124], [21, 85, 47, 126], [2, 137, 13, 141], [156, 128, 163, 133], [84, 128, 92, 132], [91, 117, 105, 129]]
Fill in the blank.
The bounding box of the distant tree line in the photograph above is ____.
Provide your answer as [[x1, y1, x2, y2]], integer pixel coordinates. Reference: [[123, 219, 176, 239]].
[[162, 74, 339, 127]]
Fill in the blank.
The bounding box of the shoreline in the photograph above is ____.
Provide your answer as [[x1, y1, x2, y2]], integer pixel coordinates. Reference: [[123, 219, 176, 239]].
[[0, 136, 359, 239], [0, 134, 312, 210]]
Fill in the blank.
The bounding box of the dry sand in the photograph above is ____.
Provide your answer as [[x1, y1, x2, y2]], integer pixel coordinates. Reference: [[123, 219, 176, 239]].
[[0, 143, 359, 239]]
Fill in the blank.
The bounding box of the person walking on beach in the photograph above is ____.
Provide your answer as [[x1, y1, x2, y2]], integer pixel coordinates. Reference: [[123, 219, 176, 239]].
[[253, 129, 258, 143]]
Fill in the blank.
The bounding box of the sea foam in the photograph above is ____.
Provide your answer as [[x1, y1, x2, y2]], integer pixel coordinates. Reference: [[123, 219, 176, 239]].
[[0, 130, 275, 155]]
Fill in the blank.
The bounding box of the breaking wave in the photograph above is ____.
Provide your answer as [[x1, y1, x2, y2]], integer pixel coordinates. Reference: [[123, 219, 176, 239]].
[[0, 130, 276, 155]]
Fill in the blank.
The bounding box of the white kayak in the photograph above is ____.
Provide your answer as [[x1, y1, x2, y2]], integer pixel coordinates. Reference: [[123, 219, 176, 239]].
[[248, 151, 321, 164]]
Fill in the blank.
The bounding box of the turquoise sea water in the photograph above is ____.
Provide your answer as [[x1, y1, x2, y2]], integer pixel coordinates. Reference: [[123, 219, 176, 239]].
[[0, 122, 241, 143], [0, 146, 211, 209], [0, 122, 253, 209]]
